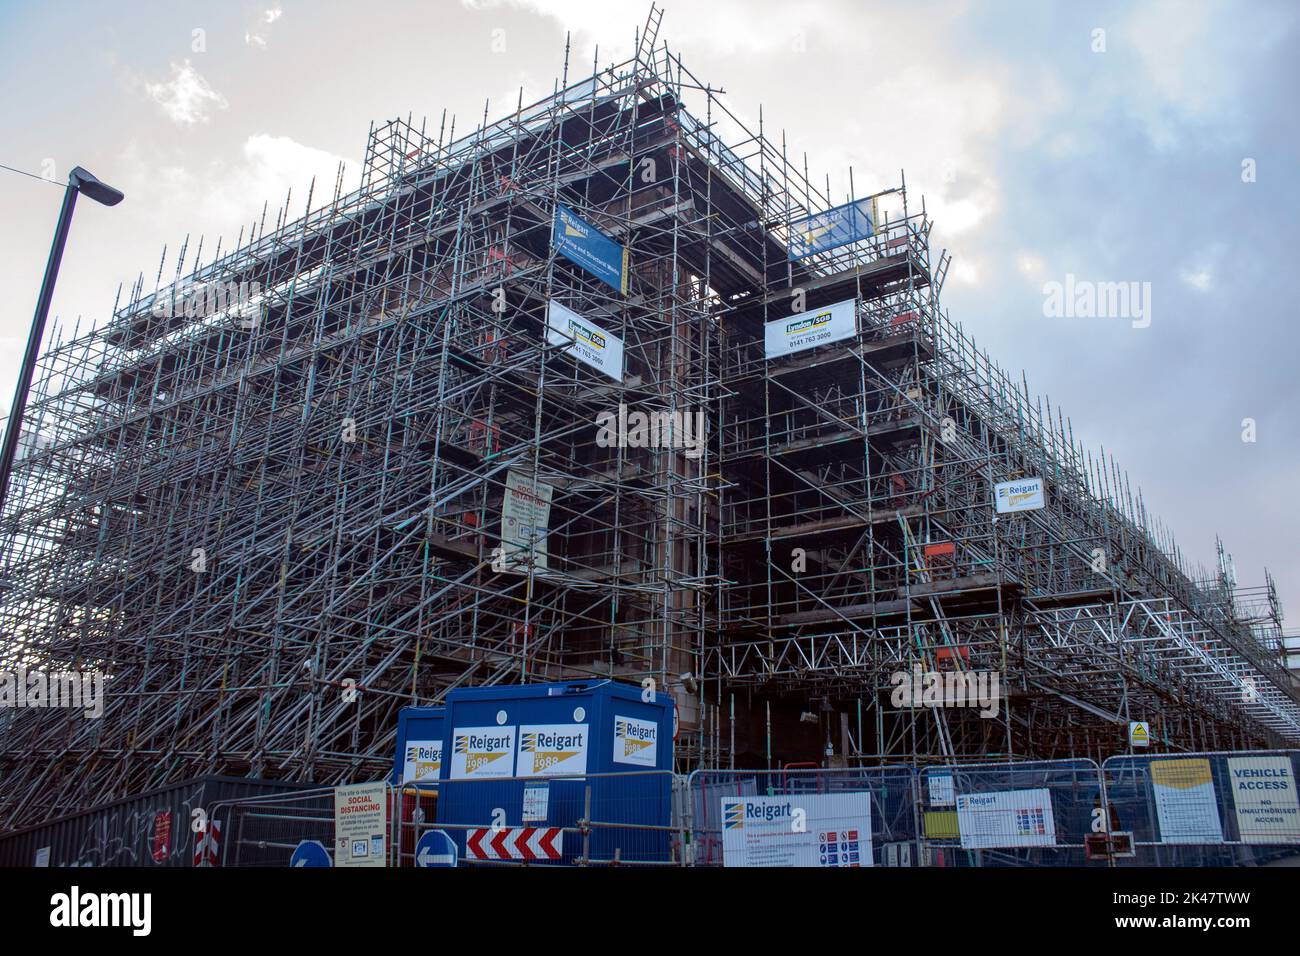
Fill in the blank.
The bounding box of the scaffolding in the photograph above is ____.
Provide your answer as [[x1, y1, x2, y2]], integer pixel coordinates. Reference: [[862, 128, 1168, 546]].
[[1, 8, 1297, 827]]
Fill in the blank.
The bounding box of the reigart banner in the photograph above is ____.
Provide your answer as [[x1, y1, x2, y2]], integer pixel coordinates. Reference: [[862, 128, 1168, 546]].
[[552, 204, 629, 294], [955, 788, 1057, 849], [788, 197, 874, 258], [721, 792, 873, 867]]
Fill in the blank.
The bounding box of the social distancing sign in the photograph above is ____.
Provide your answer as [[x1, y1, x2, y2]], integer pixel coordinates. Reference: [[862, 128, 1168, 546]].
[[334, 782, 387, 867]]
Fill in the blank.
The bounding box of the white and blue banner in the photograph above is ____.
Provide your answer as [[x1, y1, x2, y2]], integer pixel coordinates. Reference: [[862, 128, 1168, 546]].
[[552, 204, 629, 294], [764, 297, 858, 358], [788, 197, 874, 258], [546, 300, 625, 381]]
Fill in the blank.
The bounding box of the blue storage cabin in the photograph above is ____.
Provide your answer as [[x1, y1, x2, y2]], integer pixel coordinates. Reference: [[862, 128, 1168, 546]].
[[391, 705, 446, 786], [436, 680, 675, 864]]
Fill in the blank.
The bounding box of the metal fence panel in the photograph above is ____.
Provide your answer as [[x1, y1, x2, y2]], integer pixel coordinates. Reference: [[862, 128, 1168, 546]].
[[919, 758, 1103, 867], [687, 766, 918, 867], [1102, 750, 1300, 866]]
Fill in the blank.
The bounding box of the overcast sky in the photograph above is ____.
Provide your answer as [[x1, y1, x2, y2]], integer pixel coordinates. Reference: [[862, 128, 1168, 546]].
[[1, 0, 1297, 631]]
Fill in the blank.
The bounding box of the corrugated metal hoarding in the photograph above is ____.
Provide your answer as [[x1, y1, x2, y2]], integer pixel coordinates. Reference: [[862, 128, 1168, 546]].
[[0, 775, 312, 867]]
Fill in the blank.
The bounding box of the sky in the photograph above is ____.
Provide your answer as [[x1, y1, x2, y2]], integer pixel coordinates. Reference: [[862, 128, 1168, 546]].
[[0, 0, 1297, 633]]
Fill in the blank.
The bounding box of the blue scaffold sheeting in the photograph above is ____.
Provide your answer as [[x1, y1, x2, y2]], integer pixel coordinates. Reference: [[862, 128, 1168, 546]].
[[788, 197, 874, 258], [552, 204, 629, 295]]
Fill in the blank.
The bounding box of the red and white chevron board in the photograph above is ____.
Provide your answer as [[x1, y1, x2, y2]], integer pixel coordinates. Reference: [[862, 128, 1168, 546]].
[[465, 826, 563, 861], [192, 819, 221, 867]]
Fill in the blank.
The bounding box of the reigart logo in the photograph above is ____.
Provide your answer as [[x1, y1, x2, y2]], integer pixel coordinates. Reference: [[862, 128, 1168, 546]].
[[724, 800, 794, 829], [615, 717, 656, 758], [454, 732, 512, 774], [520, 729, 586, 773], [561, 209, 589, 240], [724, 802, 746, 830], [405, 742, 442, 779]]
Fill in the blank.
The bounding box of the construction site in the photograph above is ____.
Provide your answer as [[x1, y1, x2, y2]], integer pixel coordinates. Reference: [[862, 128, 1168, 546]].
[[1, 7, 1297, 837]]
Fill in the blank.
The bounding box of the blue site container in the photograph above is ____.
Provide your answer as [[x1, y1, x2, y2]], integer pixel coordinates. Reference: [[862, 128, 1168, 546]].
[[436, 680, 675, 864], [391, 705, 446, 786]]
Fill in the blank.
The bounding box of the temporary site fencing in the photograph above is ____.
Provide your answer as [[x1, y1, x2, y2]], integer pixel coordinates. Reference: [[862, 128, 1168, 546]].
[[198, 749, 1299, 867], [1101, 750, 1300, 867]]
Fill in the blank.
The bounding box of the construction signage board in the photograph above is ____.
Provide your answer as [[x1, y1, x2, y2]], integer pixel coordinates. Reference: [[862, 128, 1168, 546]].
[[1151, 758, 1223, 844], [517, 723, 589, 776], [1128, 721, 1151, 748], [612, 713, 659, 767], [333, 782, 388, 867], [546, 300, 624, 381], [498, 469, 553, 574], [401, 739, 443, 784], [956, 788, 1057, 849], [1226, 755, 1300, 844], [522, 782, 550, 823], [788, 197, 874, 258], [927, 770, 955, 807], [449, 725, 517, 779], [720, 792, 873, 867], [764, 297, 858, 359], [552, 204, 629, 295], [994, 477, 1045, 514]]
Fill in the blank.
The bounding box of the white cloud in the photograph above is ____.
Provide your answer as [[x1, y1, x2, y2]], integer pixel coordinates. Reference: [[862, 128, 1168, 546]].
[[144, 60, 228, 126], [1119, 0, 1294, 148], [1180, 269, 1212, 292], [1017, 253, 1047, 280], [119, 134, 360, 244], [246, 6, 284, 49]]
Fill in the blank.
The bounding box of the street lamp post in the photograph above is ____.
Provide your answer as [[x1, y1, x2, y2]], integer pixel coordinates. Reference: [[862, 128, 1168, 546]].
[[0, 166, 123, 532]]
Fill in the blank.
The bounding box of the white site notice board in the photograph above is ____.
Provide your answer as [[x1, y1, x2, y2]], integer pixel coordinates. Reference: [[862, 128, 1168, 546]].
[[721, 792, 872, 867], [1151, 758, 1223, 844], [334, 782, 388, 867], [956, 788, 1057, 849]]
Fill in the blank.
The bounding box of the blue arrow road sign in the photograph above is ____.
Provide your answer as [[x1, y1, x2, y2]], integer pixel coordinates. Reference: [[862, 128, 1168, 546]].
[[414, 829, 458, 868], [290, 839, 333, 868]]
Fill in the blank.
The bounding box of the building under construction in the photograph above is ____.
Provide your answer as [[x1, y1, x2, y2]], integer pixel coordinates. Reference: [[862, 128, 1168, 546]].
[[2, 10, 1297, 829]]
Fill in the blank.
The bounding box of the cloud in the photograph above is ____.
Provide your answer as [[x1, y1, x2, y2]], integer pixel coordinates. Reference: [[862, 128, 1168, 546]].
[[144, 60, 228, 126], [246, 6, 284, 49], [119, 134, 360, 245]]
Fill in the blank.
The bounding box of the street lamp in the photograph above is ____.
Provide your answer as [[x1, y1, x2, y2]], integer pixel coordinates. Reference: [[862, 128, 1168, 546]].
[[0, 166, 123, 534]]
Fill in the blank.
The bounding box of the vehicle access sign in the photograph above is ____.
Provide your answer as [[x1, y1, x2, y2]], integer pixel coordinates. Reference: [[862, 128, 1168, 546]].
[[1226, 755, 1300, 844]]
